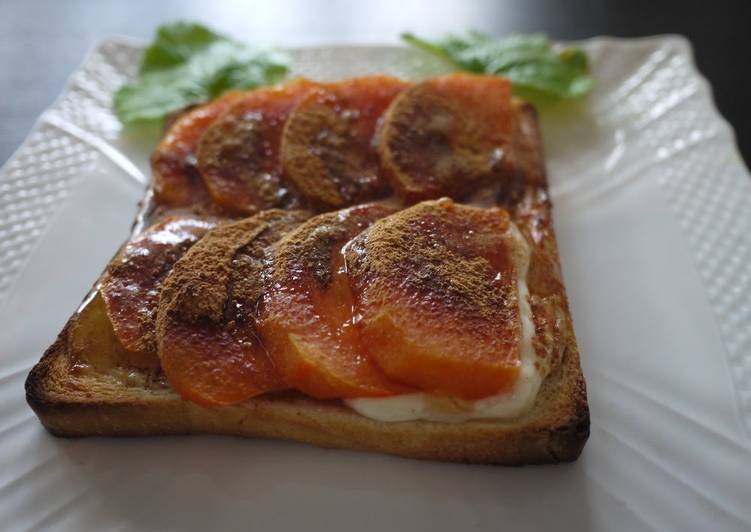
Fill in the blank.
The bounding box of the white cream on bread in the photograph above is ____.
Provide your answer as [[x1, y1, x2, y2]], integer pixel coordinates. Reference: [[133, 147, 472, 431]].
[[346, 221, 544, 423]]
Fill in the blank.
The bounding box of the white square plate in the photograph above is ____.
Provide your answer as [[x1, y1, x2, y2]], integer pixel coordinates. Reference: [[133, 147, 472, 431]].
[[1, 37, 750, 531]]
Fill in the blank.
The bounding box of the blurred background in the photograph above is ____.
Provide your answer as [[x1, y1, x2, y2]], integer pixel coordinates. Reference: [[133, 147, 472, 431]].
[[0, 0, 749, 165]]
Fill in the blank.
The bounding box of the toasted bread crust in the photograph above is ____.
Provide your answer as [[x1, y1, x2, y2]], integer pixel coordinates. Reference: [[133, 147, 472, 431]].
[[26, 320, 588, 464]]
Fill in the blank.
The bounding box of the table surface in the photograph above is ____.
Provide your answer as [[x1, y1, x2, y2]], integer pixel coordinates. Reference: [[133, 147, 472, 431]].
[[1, 0, 749, 167]]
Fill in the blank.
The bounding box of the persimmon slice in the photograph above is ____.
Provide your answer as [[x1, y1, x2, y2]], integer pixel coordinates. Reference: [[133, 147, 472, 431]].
[[196, 80, 320, 215], [100, 216, 217, 365], [151, 91, 245, 206], [157, 209, 310, 406], [345, 199, 526, 400], [378, 73, 513, 202], [258, 203, 411, 399], [281, 76, 408, 208]]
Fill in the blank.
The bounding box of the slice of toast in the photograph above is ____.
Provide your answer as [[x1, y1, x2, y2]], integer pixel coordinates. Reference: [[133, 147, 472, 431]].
[[25, 87, 589, 465]]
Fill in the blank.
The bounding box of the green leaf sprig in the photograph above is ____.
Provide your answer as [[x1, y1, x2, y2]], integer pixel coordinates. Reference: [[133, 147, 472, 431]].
[[114, 22, 289, 124], [401, 31, 593, 103]]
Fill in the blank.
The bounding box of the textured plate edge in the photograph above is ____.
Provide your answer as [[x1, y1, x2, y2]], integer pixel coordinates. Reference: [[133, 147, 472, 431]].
[[0, 38, 145, 311], [645, 35, 751, 441]]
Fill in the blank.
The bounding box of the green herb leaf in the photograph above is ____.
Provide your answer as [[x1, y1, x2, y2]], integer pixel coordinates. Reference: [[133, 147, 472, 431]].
[[114, 22, 289, 124], [401, 31, 593, 102]]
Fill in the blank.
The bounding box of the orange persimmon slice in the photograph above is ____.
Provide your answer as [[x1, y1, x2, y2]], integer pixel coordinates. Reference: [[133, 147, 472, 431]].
[[281, 76, 408, 208], [378, 73, 513, 202], [100, 216, 217, 366], [258, 203, 412, 399], [345, 199, 526, 400], [157, 209, 310, 406], [159, 315, 284, 406], [151, 91, 245, 206], [196, 80, 320, 215]]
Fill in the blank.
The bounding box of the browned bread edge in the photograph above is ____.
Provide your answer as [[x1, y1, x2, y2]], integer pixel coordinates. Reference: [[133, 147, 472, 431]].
[[26, 318, 588, 465]]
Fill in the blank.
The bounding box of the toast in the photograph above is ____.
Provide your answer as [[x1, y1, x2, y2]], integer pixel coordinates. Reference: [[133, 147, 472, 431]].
[[26, 74, 589, 465]]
